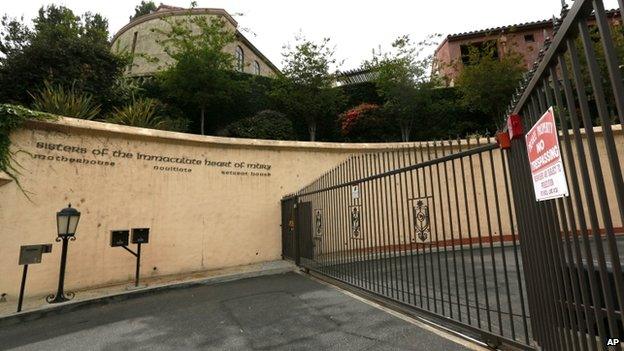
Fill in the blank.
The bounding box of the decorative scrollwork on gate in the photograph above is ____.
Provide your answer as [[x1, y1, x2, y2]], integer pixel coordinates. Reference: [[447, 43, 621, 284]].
[[314, 209, 323, 237], [413, 200, 430, 242], [350, 206, 362, 238]]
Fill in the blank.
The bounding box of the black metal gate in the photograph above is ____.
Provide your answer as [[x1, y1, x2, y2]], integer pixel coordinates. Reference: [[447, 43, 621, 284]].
[[297, 201, 314, 261], [284, 141, 532, 349], [280, 0, 623, 349], [281, 198, 314, 264], [504, 0, 624, 350], [281, 197, 297, 261]]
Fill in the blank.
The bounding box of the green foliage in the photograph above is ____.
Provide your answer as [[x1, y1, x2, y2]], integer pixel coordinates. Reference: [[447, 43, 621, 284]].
[[338, 103, 396, 142], [0, 5, 127, 109], [416, 87, 492, 139], [107, 98, 188, 131], [363, 35, 439, 141], [130, 1, 157, 20], [340, 81, 383, 108], [30, 82, 101, 120], [280, 36, 337, 87], [568, 22, 624, 125], [0, 104, 56, 188], [271, 35, 345, 141], [226, 110, 295, 140], [456, 43, 525, 128], [153, 9, 247, 135]]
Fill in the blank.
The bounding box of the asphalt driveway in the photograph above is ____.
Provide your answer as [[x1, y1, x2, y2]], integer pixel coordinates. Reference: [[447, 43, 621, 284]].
[[0, 272, 473, 351]]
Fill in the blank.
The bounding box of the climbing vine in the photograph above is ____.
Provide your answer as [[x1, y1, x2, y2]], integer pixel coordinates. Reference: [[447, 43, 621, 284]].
[[0, 104, 57, 187]]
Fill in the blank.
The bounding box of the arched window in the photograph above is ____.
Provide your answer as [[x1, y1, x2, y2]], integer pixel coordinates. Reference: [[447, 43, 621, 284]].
[[252, 61, 260, 75], [235, 46, 244, 72]]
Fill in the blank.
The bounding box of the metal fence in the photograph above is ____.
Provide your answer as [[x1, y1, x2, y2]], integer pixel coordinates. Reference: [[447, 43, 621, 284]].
[[281, 0, 623, 349], [505, 0, 624, 350], [283, 140, 533, 349]]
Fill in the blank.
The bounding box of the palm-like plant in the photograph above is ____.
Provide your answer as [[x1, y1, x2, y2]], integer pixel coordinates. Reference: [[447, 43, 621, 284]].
[[107, 98, 170, 130], [30, 82, 101, 120]]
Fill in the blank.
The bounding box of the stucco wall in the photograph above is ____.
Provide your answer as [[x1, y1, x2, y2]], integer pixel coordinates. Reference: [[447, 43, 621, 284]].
[[1, 118, 620, 301], [0, 118, 413, 299]]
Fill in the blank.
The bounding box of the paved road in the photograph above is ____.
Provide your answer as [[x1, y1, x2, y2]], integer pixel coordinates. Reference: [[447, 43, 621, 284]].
[[0, 272, 471, 351]]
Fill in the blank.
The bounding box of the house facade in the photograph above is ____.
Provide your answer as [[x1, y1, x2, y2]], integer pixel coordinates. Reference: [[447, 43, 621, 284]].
[[111, 5, 280, 77], [433, 9, 621, 85], [433, 19, 554, 86]]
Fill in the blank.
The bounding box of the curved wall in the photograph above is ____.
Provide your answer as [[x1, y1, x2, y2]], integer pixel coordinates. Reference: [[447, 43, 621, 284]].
[[0, 118, 414, 298]]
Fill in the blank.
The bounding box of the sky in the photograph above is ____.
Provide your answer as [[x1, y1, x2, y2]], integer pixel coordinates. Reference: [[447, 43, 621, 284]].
[[2, 0, 620, 70]]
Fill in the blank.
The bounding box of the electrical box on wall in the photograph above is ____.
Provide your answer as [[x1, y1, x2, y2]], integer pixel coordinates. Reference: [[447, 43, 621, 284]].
[[110, 230, 129, 247], [131, 228, 149, 244], [18, 244, 52, 265]]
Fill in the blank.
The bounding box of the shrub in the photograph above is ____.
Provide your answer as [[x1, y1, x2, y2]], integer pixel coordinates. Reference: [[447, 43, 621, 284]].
[[338, 103, 396, 142], [30, 82, 101, 120], [0, 104, 56, 191], [107, 98, 188, 132], [226, 110, 295, 140]]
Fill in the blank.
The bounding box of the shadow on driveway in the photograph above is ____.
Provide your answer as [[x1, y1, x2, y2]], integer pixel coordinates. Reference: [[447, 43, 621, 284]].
[[0, 272, 472, 351]]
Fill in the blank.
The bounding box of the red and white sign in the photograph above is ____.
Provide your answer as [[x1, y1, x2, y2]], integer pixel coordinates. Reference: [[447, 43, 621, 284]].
[[525, 107, 569, 201]]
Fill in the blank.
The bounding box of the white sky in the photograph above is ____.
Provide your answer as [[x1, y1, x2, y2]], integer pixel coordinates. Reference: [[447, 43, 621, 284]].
[[3, 0, 620, 70]]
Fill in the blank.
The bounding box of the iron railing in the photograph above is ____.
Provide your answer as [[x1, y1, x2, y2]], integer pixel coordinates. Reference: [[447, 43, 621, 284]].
[[282, 1, 623, 349], [505, 0, 623, 350]]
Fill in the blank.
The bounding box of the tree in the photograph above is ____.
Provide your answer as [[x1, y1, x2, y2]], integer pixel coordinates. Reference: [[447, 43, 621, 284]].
[[130, 1, 157, 21], [456, 43, 524, 130], [153, 8, 247, 135], [271, 35, 345, 141], [0, 6, 127, 109], [363, 35, 437, 141]]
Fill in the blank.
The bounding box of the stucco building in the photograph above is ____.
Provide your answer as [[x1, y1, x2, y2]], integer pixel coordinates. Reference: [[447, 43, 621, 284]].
[[433, 9, 621, 85], [111, 4, 279, 77], [433, 19, 555, 86]]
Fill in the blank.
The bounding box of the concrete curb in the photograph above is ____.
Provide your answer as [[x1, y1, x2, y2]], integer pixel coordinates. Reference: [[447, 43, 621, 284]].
[[0, 262, 295, 328]]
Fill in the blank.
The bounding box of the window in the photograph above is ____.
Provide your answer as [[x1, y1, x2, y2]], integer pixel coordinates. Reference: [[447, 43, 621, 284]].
[[235, 46, 244, 72], [128, 31, 139, 73], [252, 61, 260, 75], [524, 34, 535, 43], [131, 32, 139, 55]]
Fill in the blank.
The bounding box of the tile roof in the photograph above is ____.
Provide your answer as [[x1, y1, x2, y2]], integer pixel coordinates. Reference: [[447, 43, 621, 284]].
[[446, 8, 620, 41], [448, 19, 553, 41]]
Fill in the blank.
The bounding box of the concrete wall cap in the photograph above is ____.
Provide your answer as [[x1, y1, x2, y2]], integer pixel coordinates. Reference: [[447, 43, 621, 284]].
[[0, 171, 12, 186], [23, 117, 431, 152]]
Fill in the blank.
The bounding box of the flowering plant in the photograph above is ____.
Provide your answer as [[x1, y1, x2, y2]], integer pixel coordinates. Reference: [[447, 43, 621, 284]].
[[338, 103, 380, 136]]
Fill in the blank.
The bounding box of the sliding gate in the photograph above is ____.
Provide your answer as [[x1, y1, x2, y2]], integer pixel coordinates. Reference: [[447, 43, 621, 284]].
[[281, 0, 623, 349], [284, 141, 532, 349]]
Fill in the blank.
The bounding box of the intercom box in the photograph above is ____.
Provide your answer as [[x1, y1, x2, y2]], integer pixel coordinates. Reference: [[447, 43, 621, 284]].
[[18, 244, 51, 265], [131, 228, 149, 244], [110, 230, 129, 247]]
